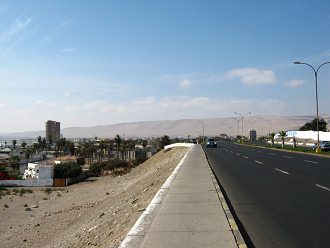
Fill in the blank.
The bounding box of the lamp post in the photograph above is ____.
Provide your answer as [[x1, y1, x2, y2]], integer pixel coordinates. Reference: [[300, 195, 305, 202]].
[[197, 120, 205, 143], [232, 118, 240, 138], [293, 61, 330, 153], [234, 112, 251, 143]]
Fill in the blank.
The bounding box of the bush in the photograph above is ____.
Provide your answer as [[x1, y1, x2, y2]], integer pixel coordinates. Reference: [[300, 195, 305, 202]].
[[44, 188, 52, 195], [54, 162, 82, 178], [88, 163, 103, 177], [76, 157, 85, 166], [88, 159, 130, 177], [132, 157, 147, 167]]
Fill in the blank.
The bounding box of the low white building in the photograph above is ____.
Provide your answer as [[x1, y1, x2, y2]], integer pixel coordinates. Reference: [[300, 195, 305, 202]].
[[23, 162, 54, 179], [273, 130, 330, 147]]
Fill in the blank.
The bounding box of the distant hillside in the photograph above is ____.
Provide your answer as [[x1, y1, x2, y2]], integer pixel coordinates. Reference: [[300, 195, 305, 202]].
[[2, 115, 330, 139]]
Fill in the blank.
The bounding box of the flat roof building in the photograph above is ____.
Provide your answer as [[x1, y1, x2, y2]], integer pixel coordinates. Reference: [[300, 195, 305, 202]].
[[46, 120, 60, 143]]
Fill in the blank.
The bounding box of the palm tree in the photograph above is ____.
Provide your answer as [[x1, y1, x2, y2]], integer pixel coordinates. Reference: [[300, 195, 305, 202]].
[[24, 148, 32, 168], [279, 131, 287, 148], [293, 136, 297, 148], [114, 134, 122, 160], [98, 140, 105, 163], [269, 132, 276, 147]]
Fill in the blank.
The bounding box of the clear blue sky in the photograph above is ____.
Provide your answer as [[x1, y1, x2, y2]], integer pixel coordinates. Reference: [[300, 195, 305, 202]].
[[1, 0, 330, 132]]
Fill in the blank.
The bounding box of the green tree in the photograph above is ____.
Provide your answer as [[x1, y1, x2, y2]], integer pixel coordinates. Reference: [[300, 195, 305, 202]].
[[24, 148, 32, 167], [160, 135, 171, 149], [269, 132, 276, 147], [279, 131, 287, 148], [54, 162, 82, 178], [114, 135, 122, 159], [10, 155, 20, 170], [21, 141, 27, 148], [98, 140, 107, 162], [141, 140, 148, 148], [299, 118, 327, 132]]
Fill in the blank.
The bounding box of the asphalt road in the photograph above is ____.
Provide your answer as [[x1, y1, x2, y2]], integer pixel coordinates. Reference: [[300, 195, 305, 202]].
[[203, 141, 330, 248]]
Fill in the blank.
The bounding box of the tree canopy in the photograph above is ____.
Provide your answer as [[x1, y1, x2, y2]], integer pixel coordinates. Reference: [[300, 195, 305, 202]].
[[160, 135, 171, 149], [299, 118, 327, 132]]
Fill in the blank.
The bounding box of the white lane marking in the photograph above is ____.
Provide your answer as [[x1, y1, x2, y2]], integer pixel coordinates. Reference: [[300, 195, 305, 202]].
[[230, 151, 234, 153], [275, 168, 290, 175], [282, 156, 292, 159], [315, 184, 330, 192], [269, 153, 276, 156], [243, 156, 249, 159], [304, 160, 319, 164], [236, 153, 240, 156], [255, 160, 263, 165], [257, 151, 263, 153]]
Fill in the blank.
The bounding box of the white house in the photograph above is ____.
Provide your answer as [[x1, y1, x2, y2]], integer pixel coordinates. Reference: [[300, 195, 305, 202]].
[[23, 162, 54, 179]]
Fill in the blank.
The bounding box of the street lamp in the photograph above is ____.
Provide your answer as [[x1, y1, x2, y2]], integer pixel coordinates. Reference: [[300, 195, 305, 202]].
[[197, 120, 205, 143], [234, 112, 251, 143], [293, 61, 330, 153], [232, 118, 240, 137]]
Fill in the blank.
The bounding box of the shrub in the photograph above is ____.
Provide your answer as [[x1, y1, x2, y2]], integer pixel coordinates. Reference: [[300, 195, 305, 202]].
[[44, 188, 52, 195], [131, 157, 147, 167], [76, 157, 85, 166], [88, 160, 130, 177], [104, 159, 129, 171], [54, 162, 82, 178], [88, 163, 102, 177]]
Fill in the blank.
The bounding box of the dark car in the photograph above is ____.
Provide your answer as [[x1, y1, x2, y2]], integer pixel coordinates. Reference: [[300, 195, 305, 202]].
[[206, 138, 217, 148], [323, 144, 330, 151]]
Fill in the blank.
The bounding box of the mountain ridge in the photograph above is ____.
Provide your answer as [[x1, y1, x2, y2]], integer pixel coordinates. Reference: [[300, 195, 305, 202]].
[[1, 115, 330, 139]]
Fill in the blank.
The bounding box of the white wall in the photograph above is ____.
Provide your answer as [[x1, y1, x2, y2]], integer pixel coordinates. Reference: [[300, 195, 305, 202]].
[[0, 179, 53, 187]]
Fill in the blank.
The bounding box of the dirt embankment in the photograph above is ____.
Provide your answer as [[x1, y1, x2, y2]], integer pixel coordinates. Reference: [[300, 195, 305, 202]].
[[0, 147, 189, 248]]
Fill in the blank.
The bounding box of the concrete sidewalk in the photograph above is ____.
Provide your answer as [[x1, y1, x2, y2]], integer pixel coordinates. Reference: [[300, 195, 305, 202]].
[[120, 145, 245, 248]]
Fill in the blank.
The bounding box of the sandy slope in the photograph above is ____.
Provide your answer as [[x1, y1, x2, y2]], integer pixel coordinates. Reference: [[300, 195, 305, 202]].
[[0, 147, 189, 248]]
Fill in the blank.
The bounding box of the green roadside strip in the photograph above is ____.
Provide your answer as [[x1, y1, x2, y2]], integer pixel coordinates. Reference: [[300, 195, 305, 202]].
[[236, 142, 330, 157]]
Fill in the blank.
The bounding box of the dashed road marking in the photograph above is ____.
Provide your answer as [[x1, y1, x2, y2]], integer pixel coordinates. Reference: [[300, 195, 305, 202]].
[[275, 168, 290, 175], [236, 153, 240, 156], [304, 160, 319, 164], [243, 156, 249, 159], [255, 160, 263, 165], [315, 184, 330, 192], [257, 151, 263, 153], [282, 156, 292, 159], [269, 153, 276, 156]]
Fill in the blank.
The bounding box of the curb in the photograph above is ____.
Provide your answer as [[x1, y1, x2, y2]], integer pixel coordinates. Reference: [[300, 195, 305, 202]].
[[203, 148, 248, 248], [118, 147, 192, 248]]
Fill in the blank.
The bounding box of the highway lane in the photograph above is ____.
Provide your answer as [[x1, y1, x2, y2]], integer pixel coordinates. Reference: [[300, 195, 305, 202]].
[[203, 141, 330, 248]]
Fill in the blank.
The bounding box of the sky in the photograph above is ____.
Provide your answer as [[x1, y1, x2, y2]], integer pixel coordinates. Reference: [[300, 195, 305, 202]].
[[1, 0, 330, 132]]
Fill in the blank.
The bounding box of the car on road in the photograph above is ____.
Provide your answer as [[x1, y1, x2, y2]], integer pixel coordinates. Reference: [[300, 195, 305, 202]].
[[322, 144, 330, 151], [206, 138, 217, 148], [312, 141, 330, 151]]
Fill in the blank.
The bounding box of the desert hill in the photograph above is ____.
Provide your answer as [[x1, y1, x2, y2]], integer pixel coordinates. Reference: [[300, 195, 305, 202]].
[[2, 115, 330, 139]]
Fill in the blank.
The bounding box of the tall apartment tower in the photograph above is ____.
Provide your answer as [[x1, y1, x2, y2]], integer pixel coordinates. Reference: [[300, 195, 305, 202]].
[[249, 129, 257, 141], [45, 120, 60, 143]]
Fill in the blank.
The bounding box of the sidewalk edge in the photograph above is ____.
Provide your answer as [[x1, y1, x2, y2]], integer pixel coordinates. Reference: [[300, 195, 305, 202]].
[[203, 148, 248, 248], [118, 147, 192, 248]]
